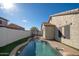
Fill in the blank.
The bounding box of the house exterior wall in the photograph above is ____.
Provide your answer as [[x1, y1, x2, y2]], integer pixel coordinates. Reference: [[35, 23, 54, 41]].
[[0, 27, 31, 47], [45, 26, 55, 40], [42, 25, 55, 40], [42, 25, 46, 39], [49, 14, 79, 49], [0, 19, 8, 26]]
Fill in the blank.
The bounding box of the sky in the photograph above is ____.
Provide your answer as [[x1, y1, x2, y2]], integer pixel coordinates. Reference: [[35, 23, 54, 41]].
[[0, 3, 79, 30]]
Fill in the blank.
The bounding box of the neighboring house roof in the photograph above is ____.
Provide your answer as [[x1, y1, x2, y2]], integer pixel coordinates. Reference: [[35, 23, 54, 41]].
[[48, 8, 79, 22], [0, 17, 8, 21], [0, 17, 25, 30], [7, 23, 25, 30]]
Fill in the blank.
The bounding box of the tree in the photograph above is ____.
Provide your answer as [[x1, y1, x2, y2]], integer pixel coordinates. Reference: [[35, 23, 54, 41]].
[[30, 27, 39, 36]]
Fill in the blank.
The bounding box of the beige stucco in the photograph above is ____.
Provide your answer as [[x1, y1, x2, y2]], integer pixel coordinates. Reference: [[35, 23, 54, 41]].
[[42, 24, 55, 40], [49, 13, 79, 49]]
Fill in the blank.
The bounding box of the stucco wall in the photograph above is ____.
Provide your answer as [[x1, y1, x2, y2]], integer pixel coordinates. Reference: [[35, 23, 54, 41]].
[[42, 25, 55, 40], [42, 25, 46, 39], [49, 14, 79, 49], [45, 26, 55, 40], [0, 27, 31, 47]]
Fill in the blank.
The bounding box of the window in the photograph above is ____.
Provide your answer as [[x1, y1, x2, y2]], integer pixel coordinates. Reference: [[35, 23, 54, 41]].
[[0, 20, 2, 24], [64, 25, 70, 39]]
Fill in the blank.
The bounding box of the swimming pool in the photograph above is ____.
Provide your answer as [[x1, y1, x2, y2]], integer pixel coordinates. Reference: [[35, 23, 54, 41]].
[[19, 39, 62, 56]]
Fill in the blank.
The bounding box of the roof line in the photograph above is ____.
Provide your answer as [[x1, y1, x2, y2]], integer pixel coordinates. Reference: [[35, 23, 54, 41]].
[[51, 8, 79, 17], [0, 17, 8, 21], [48, 8, 79, 23]]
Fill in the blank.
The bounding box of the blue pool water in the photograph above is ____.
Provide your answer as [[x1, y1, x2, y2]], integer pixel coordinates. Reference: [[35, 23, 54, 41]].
[[19, 39, 62, 56]]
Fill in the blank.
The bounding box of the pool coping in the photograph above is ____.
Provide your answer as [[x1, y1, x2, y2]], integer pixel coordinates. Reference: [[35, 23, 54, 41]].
[[9, 38, 32, 56]]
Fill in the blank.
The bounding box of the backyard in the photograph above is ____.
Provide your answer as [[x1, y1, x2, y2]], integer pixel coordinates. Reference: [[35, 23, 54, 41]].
[[0, 36, 31, 56]]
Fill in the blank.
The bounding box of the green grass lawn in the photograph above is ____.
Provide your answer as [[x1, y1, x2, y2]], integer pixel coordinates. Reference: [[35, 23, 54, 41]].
[[0, 36, 31, 56]]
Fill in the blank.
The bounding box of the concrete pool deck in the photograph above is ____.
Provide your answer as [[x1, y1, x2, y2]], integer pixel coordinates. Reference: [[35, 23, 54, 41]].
[[48, 41, 79, 56], [40, 37, 79, 56]]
